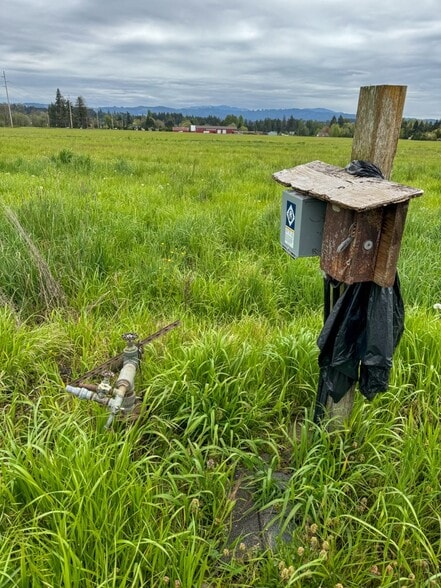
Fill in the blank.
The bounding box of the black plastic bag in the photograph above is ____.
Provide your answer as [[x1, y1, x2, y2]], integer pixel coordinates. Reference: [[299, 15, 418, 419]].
[[345, 160, 385, 179], [314, 275, 404, 420]]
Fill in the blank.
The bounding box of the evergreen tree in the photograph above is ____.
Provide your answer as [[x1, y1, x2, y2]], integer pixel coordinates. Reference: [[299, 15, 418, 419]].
[[48, 89, 69, 127], [56, 89, 68, 127], [47, 103, 56, 127], [73, 96, 88, 128]]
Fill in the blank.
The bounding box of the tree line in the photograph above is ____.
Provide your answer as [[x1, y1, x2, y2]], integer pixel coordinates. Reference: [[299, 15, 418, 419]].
[[47, 89, 89, 128], [1, 89, 441, 140]]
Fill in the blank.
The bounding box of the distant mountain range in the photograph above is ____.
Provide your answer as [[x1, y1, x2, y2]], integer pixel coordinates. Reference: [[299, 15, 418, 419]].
[[24, 103, 356, 122], [100, 105, 357, 122]]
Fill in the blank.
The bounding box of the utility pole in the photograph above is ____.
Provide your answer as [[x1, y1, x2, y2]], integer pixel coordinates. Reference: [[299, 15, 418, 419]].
[[68, 99, 73, 128], [2, 70, 14, 128]]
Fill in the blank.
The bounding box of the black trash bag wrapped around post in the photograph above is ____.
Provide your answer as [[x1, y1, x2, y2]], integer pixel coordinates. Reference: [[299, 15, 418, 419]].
[[314, 275, 404, 421]]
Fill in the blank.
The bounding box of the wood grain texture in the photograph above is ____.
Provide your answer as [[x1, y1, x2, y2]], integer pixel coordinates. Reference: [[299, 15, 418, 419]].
[[351, 85, 407, 180], [273, 160, 423, 211]]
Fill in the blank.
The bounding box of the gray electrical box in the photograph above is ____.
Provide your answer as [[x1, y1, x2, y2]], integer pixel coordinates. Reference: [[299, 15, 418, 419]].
[[280, 190, 326, 258]]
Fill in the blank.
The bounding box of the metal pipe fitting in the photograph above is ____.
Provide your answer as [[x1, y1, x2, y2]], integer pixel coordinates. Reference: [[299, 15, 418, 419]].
[[66, 385, 113, 407], [115, 362, 137, 393], [66, 385, 96, 401], [122, 332, 140, 366]]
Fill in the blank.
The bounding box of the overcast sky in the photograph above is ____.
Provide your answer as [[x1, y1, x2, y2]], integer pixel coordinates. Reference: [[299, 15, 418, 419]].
[[1, 0, 440, 118]]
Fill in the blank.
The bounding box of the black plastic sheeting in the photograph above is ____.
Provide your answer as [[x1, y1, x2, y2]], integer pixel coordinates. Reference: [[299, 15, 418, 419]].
[[345, 159, 385, 179], [313, 275, 404, 422]]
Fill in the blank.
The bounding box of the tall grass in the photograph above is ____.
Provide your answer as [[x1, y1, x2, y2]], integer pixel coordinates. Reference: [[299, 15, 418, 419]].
[[0, 128, 440, 586]]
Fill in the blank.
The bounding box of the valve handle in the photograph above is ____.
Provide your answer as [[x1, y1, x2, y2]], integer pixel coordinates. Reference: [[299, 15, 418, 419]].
[[122, 332, 139, 344], [101, 370, 114, 380]]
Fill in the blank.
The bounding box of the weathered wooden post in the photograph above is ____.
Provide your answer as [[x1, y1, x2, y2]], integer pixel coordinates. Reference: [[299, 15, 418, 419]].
[[325, 85, 407, 426], [274, 85, 423, 428]]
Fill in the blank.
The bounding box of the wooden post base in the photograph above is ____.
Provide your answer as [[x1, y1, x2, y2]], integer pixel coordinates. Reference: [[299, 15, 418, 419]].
[[326, 387, 355, 430]]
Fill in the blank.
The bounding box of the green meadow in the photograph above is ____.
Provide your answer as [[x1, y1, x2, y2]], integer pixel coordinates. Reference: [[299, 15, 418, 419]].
[[0, 127, 440, 587]]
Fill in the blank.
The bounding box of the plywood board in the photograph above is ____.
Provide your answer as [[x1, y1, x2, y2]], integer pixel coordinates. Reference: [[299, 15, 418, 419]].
[[273, 161, 423, 211]]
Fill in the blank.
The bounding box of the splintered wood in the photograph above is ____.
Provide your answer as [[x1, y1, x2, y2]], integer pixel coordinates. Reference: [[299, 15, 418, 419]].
[[273, 160, 423, 212]]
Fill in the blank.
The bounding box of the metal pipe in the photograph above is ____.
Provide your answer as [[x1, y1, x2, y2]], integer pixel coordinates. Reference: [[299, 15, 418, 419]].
[[66, 384, 134, 413], [104, 353, 138, 429], [66, 385, 112, 407], [115, 362, 137, 392]]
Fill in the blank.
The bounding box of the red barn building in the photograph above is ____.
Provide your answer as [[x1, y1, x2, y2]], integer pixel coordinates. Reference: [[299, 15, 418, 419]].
[[173, 125, 238, 134]]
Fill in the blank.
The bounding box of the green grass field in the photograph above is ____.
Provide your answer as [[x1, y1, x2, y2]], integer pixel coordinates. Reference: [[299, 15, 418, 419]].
[[0, 128, 440, 587]]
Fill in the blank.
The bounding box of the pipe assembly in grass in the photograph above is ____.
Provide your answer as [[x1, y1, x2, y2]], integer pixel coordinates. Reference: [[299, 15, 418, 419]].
[[65, 321, 180, 429], [66, 332, 140, 429]]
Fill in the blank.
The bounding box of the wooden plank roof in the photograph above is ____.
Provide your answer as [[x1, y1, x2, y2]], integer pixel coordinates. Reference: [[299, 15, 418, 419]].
[[273, 160, 423, 211]]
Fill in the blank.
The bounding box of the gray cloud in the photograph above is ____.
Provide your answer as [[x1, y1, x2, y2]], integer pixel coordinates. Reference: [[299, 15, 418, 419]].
[[2, 0, 440, 117]]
